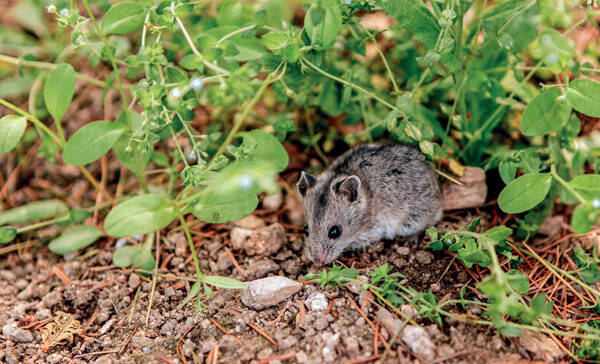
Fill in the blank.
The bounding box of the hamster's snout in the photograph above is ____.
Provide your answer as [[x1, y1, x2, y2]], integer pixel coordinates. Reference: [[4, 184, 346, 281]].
[[308, 244, 334, 266]]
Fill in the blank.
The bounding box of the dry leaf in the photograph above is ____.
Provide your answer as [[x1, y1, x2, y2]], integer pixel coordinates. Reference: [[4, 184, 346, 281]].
[[40, 312, 82, 352]]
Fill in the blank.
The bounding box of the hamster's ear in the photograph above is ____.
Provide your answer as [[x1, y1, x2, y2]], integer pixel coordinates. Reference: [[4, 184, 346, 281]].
[[335, 175, 361, 202], [297, 171, 316, 196]]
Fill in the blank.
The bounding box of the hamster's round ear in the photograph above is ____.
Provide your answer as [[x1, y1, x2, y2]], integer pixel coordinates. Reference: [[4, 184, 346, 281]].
[[335, 175, 361, 202], [297, 171, 316, 196]]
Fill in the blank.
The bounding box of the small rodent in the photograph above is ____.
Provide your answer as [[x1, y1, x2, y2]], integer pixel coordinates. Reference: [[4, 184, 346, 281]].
[[297, 142, 443, 265]]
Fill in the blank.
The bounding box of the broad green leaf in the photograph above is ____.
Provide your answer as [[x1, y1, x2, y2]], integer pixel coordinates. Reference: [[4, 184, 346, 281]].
[[520, 88, 571, 136], [485, 226, 513, 242], [102, 1, 145, 35], [0, 227, 17, 243], [216, 0, 253, 26], [0, 115, 27, 153], [104, 194, 176, 237], [534, 28, 574, 73], [63, 121, 125, 165], [384, 0, 439, 49], [193, 192, 258, 223], [239, 130, 289, 172], [572, 203, 600, 234], [262, 32, 287, 51], [48, 225, 104, 255], [112, 245, 138, 267], [506, 269, 529, 294], [44, 64, 75, 122], [482, 0, 537, 52], [498, 173, 553, 214], [0, 200, 68, 226], [569, 174, 600, 200], [566, 78, 600, 117], [203, 275, 247, 289], [232, 38, 266, 61], [130, 238, 156, 272], [304, 4, 342, 48]]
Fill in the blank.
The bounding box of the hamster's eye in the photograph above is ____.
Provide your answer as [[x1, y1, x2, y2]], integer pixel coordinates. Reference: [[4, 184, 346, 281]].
[[328, 225, 341, 239], [303, 225, 309, 236]]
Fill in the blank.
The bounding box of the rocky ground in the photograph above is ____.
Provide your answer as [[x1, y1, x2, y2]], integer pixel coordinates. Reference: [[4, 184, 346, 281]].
[[0, 196, 566, 363]]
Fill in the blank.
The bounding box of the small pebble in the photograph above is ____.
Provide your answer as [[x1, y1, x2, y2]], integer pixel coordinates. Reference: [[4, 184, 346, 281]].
[[2, 322, 33, 343], [305, 292, 328, 311]]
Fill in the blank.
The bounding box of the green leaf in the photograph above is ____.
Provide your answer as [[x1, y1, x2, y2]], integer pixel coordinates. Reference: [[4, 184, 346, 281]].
[[457, 239, 491, 268], [44, 64, 75, 122], [485, 226, 512, 242], [0, 115, 27, 153], [239, 129, 289, 172], [112, 245, 138, 267], [571, 203, 600, 234], [179, 280, 203, 309], [0, 200, 68, 226], [102, 1, 145, 35], [569, 174, 600, 200], [506, 269, 529, 294], [130, 237, 156, 272], [566, 78, 600, 117], [262, 32, 287, 51], [48, 225, 104, 255], [520, 88, 571, 136], [203, 275, 247, 289], [498, 173, 553, 214], [384, 0, 439, 49], [304, 4, 342, 48], [216, 0, 253, 26], [232, 38, 266, 61], [104, 194, 176, 237], [535, 28, 574, 73], [63, 121, 125, 165], [69, 209, 92, 223], [0, 226, 17, 243], [192, 192, 258, 223], [253, 9, 267, 26]]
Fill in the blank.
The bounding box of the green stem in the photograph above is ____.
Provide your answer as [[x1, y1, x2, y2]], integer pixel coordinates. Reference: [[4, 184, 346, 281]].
[[302, 58, 404, 117], [360, 25, 400, 93], [550, 164, 587, 204], [82, 0, 148, 193], [177, 210, 203, 280], [0, 98, 64, 147], [210, 70, 280, 162], [0, 53, 108, 88], [216, 24, 256, 45]]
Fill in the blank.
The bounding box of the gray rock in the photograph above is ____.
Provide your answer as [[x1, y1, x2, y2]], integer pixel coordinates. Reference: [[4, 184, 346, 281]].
[[262, 193, 283, 210], [128, 274, 140, 288], [241, 276, 302, 310], [2, 322, 33, 343], [377, 307, 436, 362], [305, 292, 328, 311], [442, 167, 487, 210], [242, 223, 285, 256], [518, 330, 564, 362], [230, 228, 253, 250], [234, 215, 265, 230], [414, 250, 434, 265]]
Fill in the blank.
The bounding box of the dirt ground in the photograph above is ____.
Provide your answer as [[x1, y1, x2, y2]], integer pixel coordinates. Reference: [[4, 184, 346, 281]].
[[0, 169, 558, 364]]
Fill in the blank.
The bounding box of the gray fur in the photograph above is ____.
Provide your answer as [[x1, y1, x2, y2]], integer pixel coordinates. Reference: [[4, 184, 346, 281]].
[[297, 142, 444, 265]]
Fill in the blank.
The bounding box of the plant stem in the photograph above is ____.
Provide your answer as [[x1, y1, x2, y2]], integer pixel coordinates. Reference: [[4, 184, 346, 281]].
[[81, 0, 149, 193], [216, 24, 256, 45], [550, 164, 587, 204], [0, 98, 114, 203], [0, 53, 108, 88], [0, 98, 64, 147], [360, 25, 400, 93], [210, 70, 280, 162], [302, 58, 404, 116], [177, 210, 203, 280], [170, 4, 230, 76]]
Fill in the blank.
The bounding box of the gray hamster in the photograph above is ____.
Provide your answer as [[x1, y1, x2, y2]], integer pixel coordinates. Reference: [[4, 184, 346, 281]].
[[297, 142, 443, 265]]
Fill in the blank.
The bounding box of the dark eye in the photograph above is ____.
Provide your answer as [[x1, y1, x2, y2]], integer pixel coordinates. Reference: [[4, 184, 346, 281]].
[[328, 225, 341, 239], [303, 225, 309, 236]]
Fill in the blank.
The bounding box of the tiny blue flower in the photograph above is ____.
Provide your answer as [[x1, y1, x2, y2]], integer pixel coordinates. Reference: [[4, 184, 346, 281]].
[[593, 198, 600, 209], [546, 52, 559, 64], [47, 5, 57, 13], [238, 175, 254, 190], [170, 87, 182, 98], [186, 153, 197, 163], [345, 0, 351, 4], [60, 8, 68, 16], [190, 77, 203, 91]]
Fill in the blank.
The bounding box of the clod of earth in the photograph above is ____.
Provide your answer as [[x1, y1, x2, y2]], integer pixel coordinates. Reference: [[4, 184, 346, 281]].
[[241, 276, 303, 310], [442, 167, 487, 210]]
